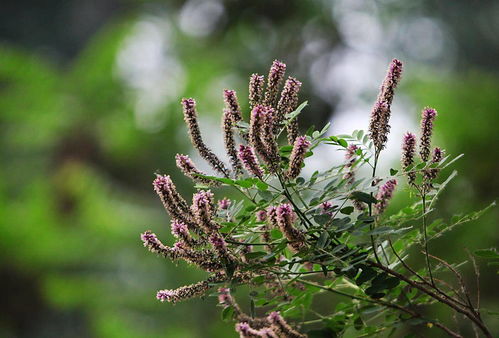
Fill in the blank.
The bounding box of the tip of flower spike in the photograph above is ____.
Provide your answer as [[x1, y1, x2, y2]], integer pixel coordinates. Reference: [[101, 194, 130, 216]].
[[403, 132, 416, 141], [277, 203, 293, 216], [218, 198, 231, 210], [209, 234, 227, 250], [181, 98, 196, 109], [235, 322, 250, 333], [295, 135, 311, 148], [251, 104, 265, 115], [156, 289, 174, 302], [391, 58, 403, 67], [256, 210, 267, 222], [217, 287, 231, 304], [286, 76, 302, 87], [152, 174, 172, 192], [268, 311, 282, 322], [389, 59, 403, 75], [271, 59, 286, 71], [171, 220, 188, 235], [193, 190, 214, 205], [141, 231, 157, 244], [422, 107, 437, 118]]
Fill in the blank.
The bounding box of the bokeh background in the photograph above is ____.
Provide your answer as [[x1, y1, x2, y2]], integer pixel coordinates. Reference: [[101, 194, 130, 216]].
[[1, 1, 498, 337]]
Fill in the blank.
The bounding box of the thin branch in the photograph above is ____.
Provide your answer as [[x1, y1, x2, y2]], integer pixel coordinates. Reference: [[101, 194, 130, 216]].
[[369, 261, 492, 338], [298, 278, 463, 338]]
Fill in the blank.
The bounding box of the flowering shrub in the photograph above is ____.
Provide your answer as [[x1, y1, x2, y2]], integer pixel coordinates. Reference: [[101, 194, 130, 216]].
[[141, 60, 495, 337]]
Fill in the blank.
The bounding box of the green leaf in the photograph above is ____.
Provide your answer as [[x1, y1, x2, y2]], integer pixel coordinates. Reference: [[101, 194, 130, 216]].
[[340, 206, 354, 215], [255, 180, 269, 191], [316, 231, 330, 249], [285, 101, 308, 121], [338, 139, 348, 148], [390, 168, 398, 175], [356, 267, 377, 285], [474, 248, 499, 259], [350, 191, 378, 204], [250, 299, 256, 318], [221, 306, 234, 321], [235, 179, 254, 188], [245, 251, 267, 260]]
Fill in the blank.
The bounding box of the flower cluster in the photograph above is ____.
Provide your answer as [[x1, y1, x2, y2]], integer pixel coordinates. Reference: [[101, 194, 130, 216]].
[[400, 107, 443, 190], [137, 59, 487, 338], [368, 59, 403, 151]]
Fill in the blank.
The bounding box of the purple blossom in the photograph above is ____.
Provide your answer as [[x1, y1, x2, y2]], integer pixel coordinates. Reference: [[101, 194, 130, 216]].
[[191, 190, 217, 233], [223, 89, 242, 122], [368, 59, 403, 151], [249, 73, 265, 108], [181, 98, 229, 175], [263, 60, 286, 108], [156, 289, 175, 302], [420, 107, 438, 161], [256, 210, 267, 222], [222, 109, 243, 175], [141, 231, 179, 259], [175, 154, 216, 186], [218, 198, 231, 210], [425, 147, 445, 183], [152, 175, 194, 228], [321, 201, 333, 214], [343, 145, 359, 184], [267, 311, 305, 338], [276, 204, 305, 251], [276, 76, 302, 139], [368, 100, 390, 151], [217, 287, 231, 306], [259, 107, 281, 171], [401, 132, 417, 184], [377, 59, 403, 106], [286, 136, 311, 179], [249, 105, 266, 153], [238, 145, 264, 179], [375, 179, 398, 214]]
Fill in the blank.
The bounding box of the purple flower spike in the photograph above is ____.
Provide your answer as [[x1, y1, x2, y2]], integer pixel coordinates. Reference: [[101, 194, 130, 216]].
[[401, 132, 417, 184], [238, 145, 264, 179], [343, 145, 359, 184], [152, 175, 193, 227], [276, 76, 302, 138], [249, 73, 265, 108], [375, 179, 398, 214], [286, 136, 311, 180], [175, 154, 216, 186], [425, 147, 445, 183], [249, 105, 266, 152], [276, 204, 305, 251], [256, 210, 267, 222], [378, 59, 403, 106], [368, 100, 390, 151], [420, 107, 438, 161], [321, 201, 333, 213], [368, 59, 403, 151], [218, 198, 231, 210], [181, 98, 229, 175], [191, 190, 218, 233], [267, 311, 305, 337], [223, 89, 242, 122], [156, 289, 175, 302], [263, 60, 287, 108]]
